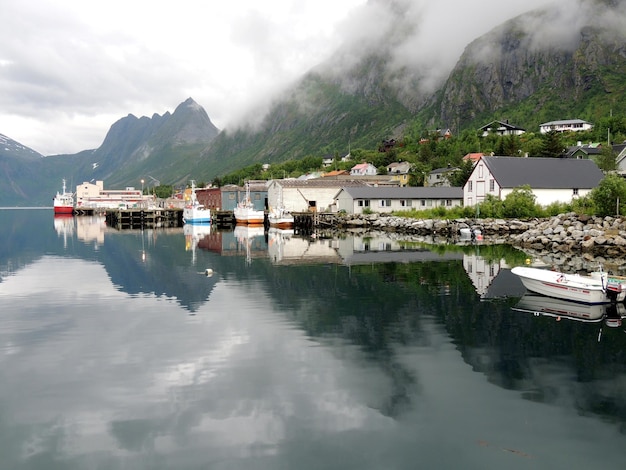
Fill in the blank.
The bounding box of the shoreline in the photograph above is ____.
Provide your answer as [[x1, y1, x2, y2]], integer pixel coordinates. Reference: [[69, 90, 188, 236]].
[[318, 212, 626, 273]]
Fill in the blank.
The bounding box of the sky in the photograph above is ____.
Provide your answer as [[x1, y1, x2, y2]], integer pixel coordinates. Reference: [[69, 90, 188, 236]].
[[0, 0, 560, 156]]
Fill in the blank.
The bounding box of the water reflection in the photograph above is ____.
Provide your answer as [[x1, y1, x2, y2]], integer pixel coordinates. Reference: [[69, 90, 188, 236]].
[[2, 210, 626, 468]]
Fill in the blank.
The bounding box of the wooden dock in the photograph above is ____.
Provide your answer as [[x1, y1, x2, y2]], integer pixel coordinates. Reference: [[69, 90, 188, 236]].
[[104, 208, 183, 229]]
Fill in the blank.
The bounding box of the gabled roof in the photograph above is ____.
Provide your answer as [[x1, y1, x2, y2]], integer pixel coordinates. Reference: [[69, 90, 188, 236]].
[[338, 186, 463, 200], [480, 156, 603, 189], [478, 120, 525, 132], [429, 167, 459, 175], [272, 179, 369, 189], [463, 152, 484, 162], [540, 119, 592, 126], [351, 162, 373, 170]]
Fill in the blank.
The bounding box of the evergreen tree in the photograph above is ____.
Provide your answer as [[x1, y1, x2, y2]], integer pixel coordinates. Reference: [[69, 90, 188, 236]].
[[539, 130, 564, 158]]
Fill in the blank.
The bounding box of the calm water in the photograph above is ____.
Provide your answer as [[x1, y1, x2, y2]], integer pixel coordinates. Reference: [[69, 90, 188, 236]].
[[1, 208, 626, 469]]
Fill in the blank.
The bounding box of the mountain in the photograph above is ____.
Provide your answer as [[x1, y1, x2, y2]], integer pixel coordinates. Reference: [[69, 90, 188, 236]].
[[0, 98, 219, 205], [2, 0, 626, 206], [422, 0, 626, 131]]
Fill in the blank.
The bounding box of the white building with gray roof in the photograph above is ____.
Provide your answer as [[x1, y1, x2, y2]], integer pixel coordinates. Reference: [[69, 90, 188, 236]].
[[335, 186, 463, 214], [463, 156, 604, 207]]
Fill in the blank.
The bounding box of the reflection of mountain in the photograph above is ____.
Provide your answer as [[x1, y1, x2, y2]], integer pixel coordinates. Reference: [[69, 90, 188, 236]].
[[4, 210, 626, 427]]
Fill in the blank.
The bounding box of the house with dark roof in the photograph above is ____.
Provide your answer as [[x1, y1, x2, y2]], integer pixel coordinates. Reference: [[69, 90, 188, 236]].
[[335, 186, 463, 214], [427, 166, 460, 187], [563, 142, 602, 159], [463, 156, 604, 207], [479, 120, 526, 137]]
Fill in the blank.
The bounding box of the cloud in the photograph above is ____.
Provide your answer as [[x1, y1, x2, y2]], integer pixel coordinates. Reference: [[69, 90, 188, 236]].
[[3, 0, 617, 156]]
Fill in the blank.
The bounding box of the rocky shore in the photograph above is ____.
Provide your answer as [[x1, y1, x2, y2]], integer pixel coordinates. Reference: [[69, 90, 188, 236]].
[[318, 212, 626, 271]]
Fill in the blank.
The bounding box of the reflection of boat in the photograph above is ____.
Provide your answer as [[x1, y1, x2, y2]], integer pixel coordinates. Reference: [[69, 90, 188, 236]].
[[53, 179, 74, 214], [512, 293, 608, 322], [184, 223, 213, 264], [184, 223, 213, 250], [183, 180, 211, 225], [459, 227, 482, 240], [234, 182, 264, 225], [54, 214, 75, 248], [268, 206, 294, 229], [511, 266, 626, 304]]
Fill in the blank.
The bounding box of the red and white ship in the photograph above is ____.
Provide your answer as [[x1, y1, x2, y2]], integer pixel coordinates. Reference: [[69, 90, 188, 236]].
[[53, 179, 74, 215]]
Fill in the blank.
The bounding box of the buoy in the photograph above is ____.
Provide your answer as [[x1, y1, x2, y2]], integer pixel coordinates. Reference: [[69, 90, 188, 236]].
[[205, 268, 213, 277]]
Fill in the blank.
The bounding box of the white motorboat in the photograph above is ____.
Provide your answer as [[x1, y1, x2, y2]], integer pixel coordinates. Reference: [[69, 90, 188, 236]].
[[183, 180, 211, 225], [511, 266, 626, 304]]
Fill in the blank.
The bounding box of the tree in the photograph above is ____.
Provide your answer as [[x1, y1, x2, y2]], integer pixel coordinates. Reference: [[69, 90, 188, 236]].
[[539, 130, 564, 158], [590, 174, 626, 216], [448, 159, 474, 187], [502, 185, 538, 218], [596, 146, 617, 172]]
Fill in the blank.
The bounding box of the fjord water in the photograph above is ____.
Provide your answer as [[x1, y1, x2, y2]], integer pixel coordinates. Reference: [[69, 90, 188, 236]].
[[1, 209, 625, 469]]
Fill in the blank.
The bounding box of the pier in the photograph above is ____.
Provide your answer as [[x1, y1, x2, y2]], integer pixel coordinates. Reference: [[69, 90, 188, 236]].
[[104, 208, 183, 229]]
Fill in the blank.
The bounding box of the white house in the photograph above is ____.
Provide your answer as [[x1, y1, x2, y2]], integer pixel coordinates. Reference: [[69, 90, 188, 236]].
[[335, 186, 463, 215], [463, 156, 604, 207], [539, 119, 593, 134], [267, 179, 369, 213], [427, 167, 460, 187], [350, 163, 378, 176], [478, 120, 526, 137]]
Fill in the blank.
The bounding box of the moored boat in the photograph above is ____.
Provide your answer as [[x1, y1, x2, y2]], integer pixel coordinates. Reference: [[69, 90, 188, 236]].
[[268, 206, 294, 229], [53, 179, 74, 214], [183, 180, 211, 225], [234, 182, 264, 225], [511, 266, 626, 304]]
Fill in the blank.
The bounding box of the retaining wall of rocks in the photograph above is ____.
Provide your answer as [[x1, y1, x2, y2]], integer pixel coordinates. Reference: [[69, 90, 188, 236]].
[[319, 212, 626, 258]]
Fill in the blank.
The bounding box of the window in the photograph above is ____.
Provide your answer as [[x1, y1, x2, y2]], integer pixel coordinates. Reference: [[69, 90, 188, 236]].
[[400, 199, 412, 207], [489, 179, 495, 192], [468, 181, 473, 192], [446, 199, 452, 206], [229, 193, 235, 200], [573, 188, 579, 196], [421, 200, 426, 207], [358, 200, 370, 207], [380, 199, 392, 207], [254, 193, 260, 200]]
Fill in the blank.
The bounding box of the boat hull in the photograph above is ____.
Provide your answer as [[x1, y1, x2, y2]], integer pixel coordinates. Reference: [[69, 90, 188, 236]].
[[183, 207, 211, 225], [511, 266, 624, 304], [53, 205, 74, 215]]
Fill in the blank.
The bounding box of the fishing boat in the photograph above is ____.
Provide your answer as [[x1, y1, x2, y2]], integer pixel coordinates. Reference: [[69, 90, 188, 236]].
[[267, 206, 294, 229], [511, 266, 626, 304], [53, 179, 74, 214], [234, 182, 264, 225], [183, 180, 211, 225]]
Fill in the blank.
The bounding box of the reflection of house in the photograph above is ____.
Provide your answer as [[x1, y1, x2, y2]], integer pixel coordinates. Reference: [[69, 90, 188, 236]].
[[427, 167, 459, 187], [335, 186, 463, 214], [539, 119, 593, 134], [479, 120, 526, 137], [463, 156, 604, 207], [462, 253, 525, 299], [268, 230, 342, 265], [350, 163, 378, 176], [267, 179, 368, 213]]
